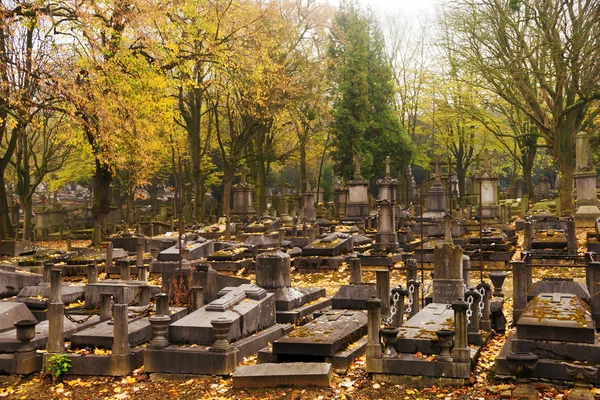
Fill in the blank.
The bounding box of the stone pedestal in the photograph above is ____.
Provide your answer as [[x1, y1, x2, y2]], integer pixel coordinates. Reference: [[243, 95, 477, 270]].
[[231, 171, 256, 221]]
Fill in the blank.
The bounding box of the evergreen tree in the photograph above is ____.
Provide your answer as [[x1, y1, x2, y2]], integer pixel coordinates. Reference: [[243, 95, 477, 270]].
[[329, 3, 412, 181]]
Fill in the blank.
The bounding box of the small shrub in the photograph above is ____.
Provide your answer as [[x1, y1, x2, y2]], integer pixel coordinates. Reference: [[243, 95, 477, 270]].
[[47, 354, 72, 380]]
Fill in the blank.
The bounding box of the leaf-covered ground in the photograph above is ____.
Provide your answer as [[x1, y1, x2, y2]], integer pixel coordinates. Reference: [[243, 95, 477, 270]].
[[1, 230, 599, 399]]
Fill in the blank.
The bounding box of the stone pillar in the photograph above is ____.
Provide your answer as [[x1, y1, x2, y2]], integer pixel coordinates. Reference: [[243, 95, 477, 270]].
[[136, 240, 144, 268], [47, 269, 64, 354], [477, 282, 492, 331], [100, 294, 112, 322], [366, 297, 382, 359], [588, 261, 600, 326], [585, 252, 596, 296], [118, 260, 130, 281], [87, 263, 98, 284], [567, 218, 577, 256], [42, 262, 53, 285], [138, 265, 148, 282], [408, 279, 421, 318], [278, 229, 285, 248], [349, 257, 362, 284], [106, 243, 113, 271], [66, 237, 72, 252], [512, 261, 528, 324], [390, 286, 406, 328], [462, 255, 471, 287], [139, 285, 151, 306], [451, 299, 470, 363], [523, 221, 533, 251], [406, 258, 418, 282], [524, 251, 533, 289], [112, 304, 131, 356], [465, 288, 481, 344], [192, 286, 204, 311], [156, 293, 169, 316], [376, 270, 391, 319]]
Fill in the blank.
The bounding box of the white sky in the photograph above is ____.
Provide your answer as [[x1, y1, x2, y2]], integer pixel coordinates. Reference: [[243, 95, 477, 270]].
[[326, 0, 441, 18]]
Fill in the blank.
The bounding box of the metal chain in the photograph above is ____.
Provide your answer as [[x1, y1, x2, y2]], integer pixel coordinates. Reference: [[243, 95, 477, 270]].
[[477, 286, 485, 318], [65, 301, 100, 325], [382, 291, 400, 326], [466, 295, 474, 325], [127, 288, 142, 307], [406, 284, 415, 314]]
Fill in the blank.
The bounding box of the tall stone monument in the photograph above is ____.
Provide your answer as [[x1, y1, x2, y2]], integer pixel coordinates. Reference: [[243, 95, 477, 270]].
[[345, 154, 370, 220], [333, 180, 349, 219], [231, 167, 256, 221], [301, 181, 316, 220], [574, 131, 600, 227], [373, 157, 400, 251]]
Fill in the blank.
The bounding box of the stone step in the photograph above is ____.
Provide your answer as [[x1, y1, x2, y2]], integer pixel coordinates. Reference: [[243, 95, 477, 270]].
[[232, 362, 332, 388]]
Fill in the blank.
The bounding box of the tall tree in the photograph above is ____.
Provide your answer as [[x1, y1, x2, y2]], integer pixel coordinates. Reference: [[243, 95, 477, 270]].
[[445, 0, 600, 211], [329, 3, 412, 181]]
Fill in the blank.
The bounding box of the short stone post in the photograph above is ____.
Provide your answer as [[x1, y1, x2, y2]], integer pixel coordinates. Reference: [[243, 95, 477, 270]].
[[308, 227, 316, 243], [512, 260, 528, 324], [112, 304, 131, 357], [136, 240, 144, 268], [278, 228, 285, 247], [588, 261, 600, 326], [349, 257, 362, 284], [139, 285, 151, 306], [100, 294, 112, 322], [390, 286, 406, 328], [465, 288, 481, 343], [66, 236, 72, 252], [567, 218, 577, 256], [106, 242, 113, 271], [15, 320, 37, 353], [451, 298, 470, 363], [524, 251, 533, 288], [138, 265, 148, 282], [118, 259, 130, 281], [47, 269, 64, 354], [192, 286, 205, 311], [87, 263, 98, 284], [523, 221, 533, 251], [225, 219, 231, 241], [462, 255, 471, 286], [156, 293, 169, 316], [477, 281, 492, 331], [42, 262, 53, 285], [408, 279, 421, 318], [210, 318, 234, 351], [585, 252, 596, 293], [150, 223, 154, 238], [376, 269, 391, 320], [365, 296, 382, 359], [406, 258, 418, 282]]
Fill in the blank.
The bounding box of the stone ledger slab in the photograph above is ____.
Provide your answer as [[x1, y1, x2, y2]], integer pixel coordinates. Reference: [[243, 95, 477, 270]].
[[233, 363, 333, 388]]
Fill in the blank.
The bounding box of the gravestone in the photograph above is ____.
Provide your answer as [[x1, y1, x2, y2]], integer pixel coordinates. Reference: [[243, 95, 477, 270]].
[[422, 155, 447, 220], [231, 167, 257, 221], [301, 181, 316, 220], [475, 150, 499, 219], [432, 243, 464, 304], [574, 132, 600, 227], [345, 154, 370, 219]]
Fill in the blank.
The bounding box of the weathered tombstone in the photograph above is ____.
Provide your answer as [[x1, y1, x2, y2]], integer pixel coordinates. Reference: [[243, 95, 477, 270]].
[[432, 243, 464, 304], [475, 149, 499, 218], [574, 132, 600, 227], [231, 167, 257, 222], [345, 154, 370, 219]]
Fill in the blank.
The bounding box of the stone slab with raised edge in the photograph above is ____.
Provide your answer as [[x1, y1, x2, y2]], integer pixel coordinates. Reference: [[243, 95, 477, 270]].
[[0, 269, 42, 298], [517, 293, 595, 343], [17, 285, 85, 308], [527, 279, 590, 303], [0, 302, 36, 332], [232, 362, 333, 388], [273, 310, 367, 357], [395, 303, 455, 354]]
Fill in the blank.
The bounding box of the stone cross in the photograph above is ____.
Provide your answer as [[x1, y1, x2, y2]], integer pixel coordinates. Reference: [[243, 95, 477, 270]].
[[280, 179, 286, 197], [385, 156, 392, 177], [240, 166, 248, 184], [431, 155, 444, 184], [443, 214, 454, 243]]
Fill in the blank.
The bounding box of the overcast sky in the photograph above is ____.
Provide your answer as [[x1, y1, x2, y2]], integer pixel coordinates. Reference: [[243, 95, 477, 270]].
[[326, 0, 440, 17]]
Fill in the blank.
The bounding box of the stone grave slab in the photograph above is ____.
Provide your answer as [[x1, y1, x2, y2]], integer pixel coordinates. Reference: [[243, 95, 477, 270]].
[[0, 269, 42, 297], [331, 284, 377, 309], [273, 310, 367, 357], [528, 279, 590, 303], [0, 240, 34, 257], [17, 285, 85, 308], [233, 362, 333, 388], [169, 284, 275, 344], [517, 293, 595, 343], [301, 233, 353, 257], [245, 235, 278, 249], [0, 302, 36, 332], [158, 238, 214, 261], [396, 303, 455, 354], [70, 307, 188, 349], [84, 281, 161, 309]]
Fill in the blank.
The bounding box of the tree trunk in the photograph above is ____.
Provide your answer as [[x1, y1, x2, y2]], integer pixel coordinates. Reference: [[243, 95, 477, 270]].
[[0, 173, 13, 240], [555, 125, 575, 213], [222, 168, 235, 216], [22, 196, 32, 241], [299, 138, 307, 192], [93, 159, 113, 241], [257, 162, 267, 215]]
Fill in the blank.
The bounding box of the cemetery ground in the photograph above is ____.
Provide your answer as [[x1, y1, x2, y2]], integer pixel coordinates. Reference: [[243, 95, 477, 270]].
[[0, 233, 596, 400]]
